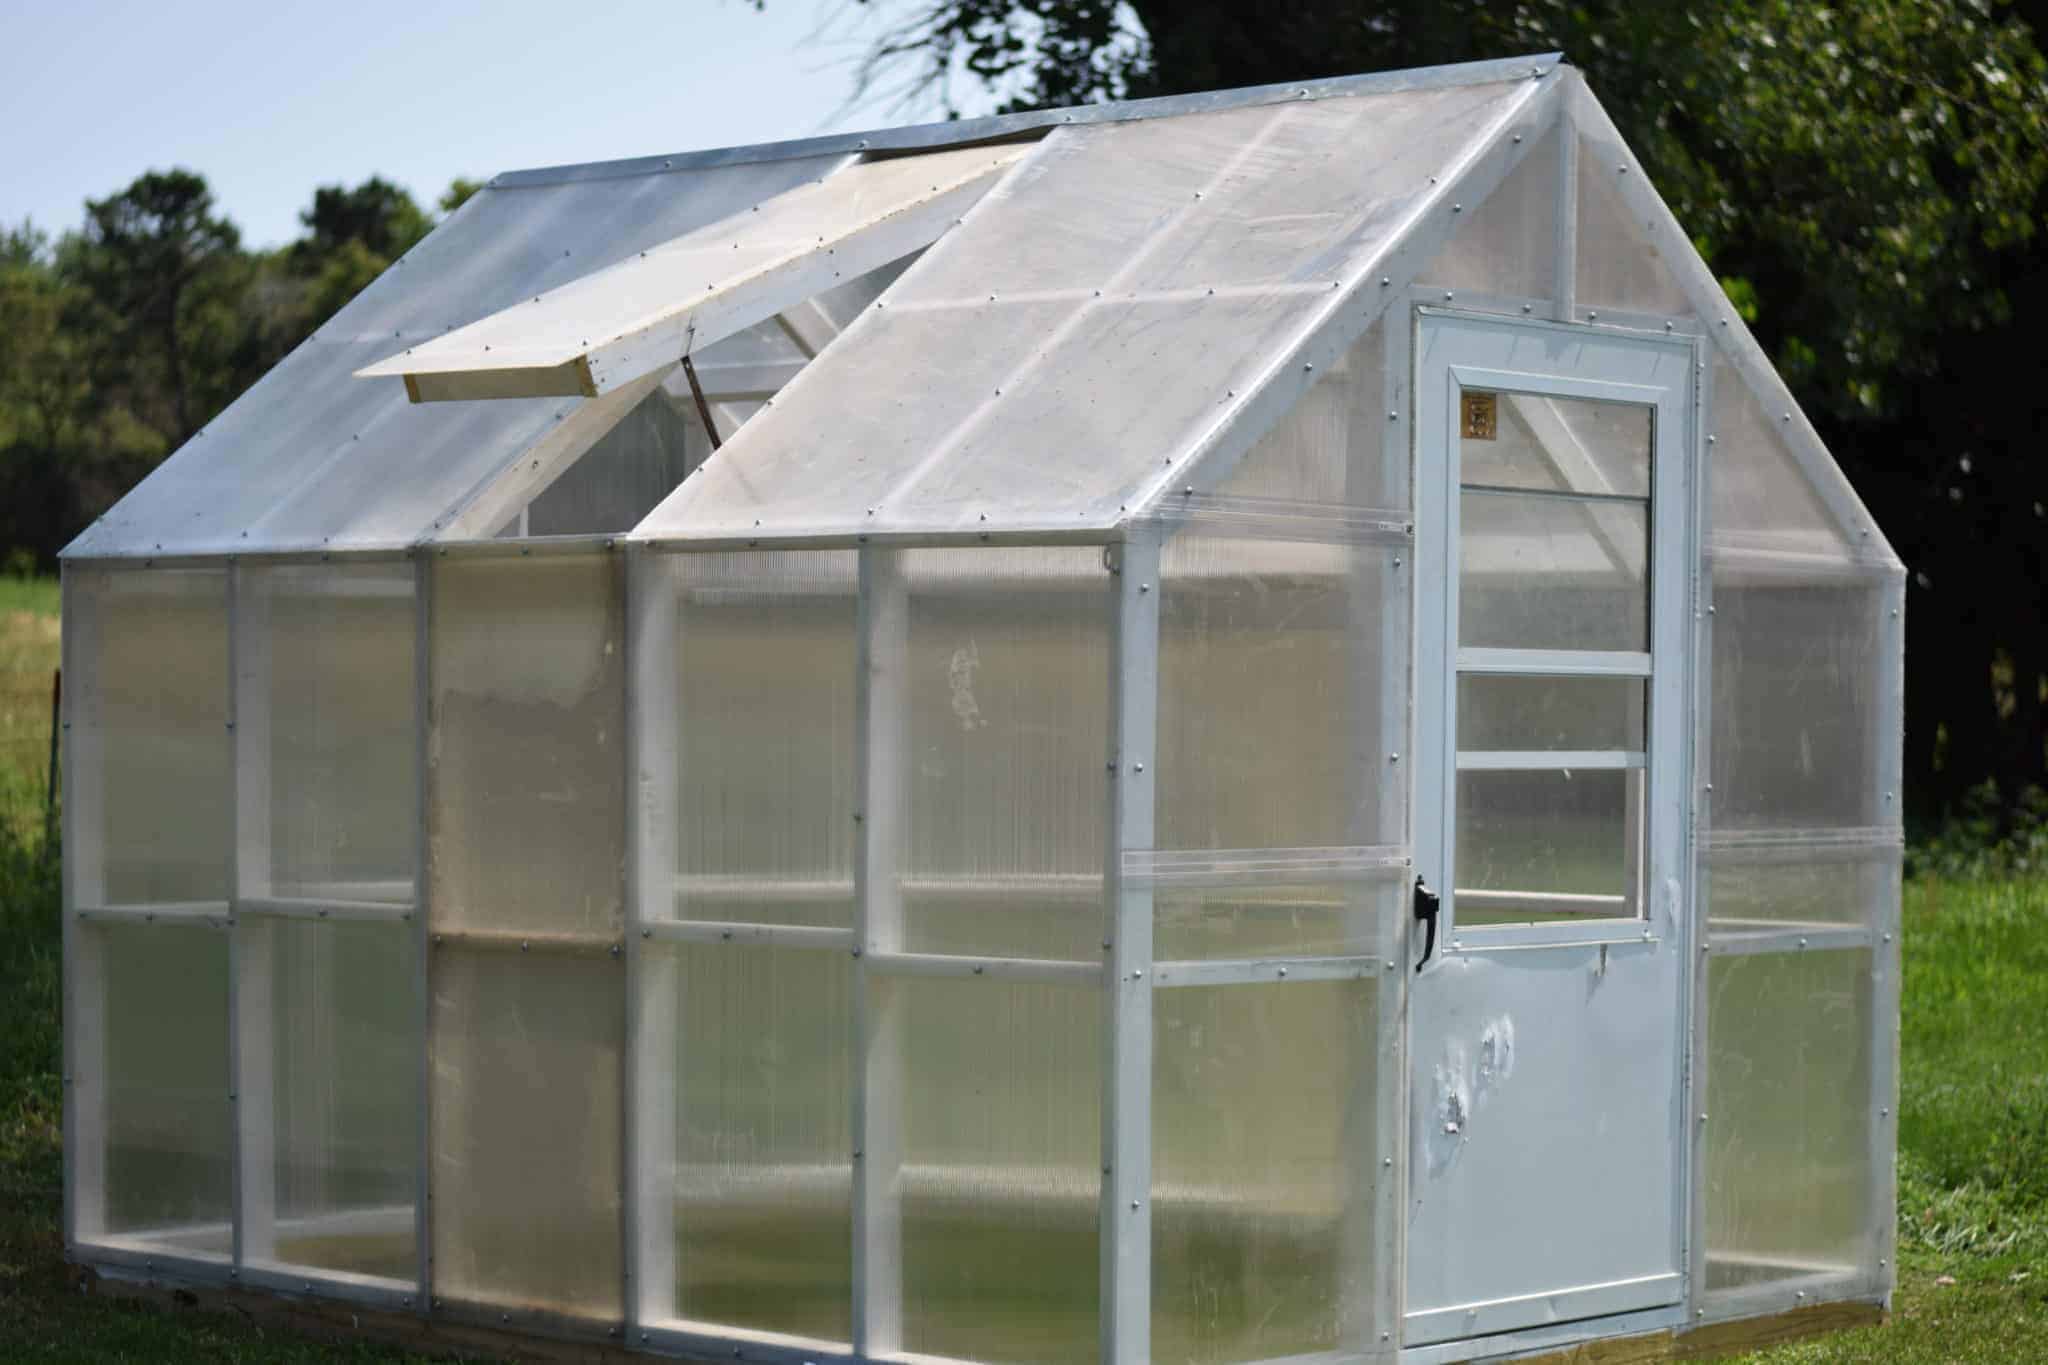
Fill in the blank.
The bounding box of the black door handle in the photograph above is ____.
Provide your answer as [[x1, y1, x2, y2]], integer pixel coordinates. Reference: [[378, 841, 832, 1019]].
[[1414, 878, 1441, 972]]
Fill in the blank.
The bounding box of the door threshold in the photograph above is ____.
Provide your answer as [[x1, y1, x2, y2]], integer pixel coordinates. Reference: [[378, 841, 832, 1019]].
[[1404, 1270, 1682, 1347], [1399, 1298, 1686, 1364]]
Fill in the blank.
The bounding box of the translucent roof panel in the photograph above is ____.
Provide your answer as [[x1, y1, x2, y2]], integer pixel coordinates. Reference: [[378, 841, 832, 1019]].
[[65, 152, 846, 558], [633, 77, 1539, 543], [358, 145, 1028, 402]]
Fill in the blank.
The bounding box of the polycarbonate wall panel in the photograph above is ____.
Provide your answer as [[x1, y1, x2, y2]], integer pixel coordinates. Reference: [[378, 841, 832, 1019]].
[[525, 382, 708, 536], [1704, 853, 1896, 930], [90, 920, 232, 1248], [70, 154, 845, 557], [429, 944, 623, 1317], [637, 79, 1530, 540], [1156, 882, 1392, 961], [247, 562, 415, 900], [897, 976, 1101, 1363], [670, 551, 857, 929], [72, 566, 228, 906], [1417, 121, 1560, 301], [1708, 583, 1884, 831], [659, 942, 851, 1342], [1156, 537, 1393, 854], [1572, 126, 1692, 317], [428, 550, 625, 936], [260, 917, 417, 1280], [1153, 980, 1377, 1362], [1707, 355, 1854, 564], [1703, 950, 1878, 1291], [1212, 318, 1392, 508], [898, 548, 1107, 961]]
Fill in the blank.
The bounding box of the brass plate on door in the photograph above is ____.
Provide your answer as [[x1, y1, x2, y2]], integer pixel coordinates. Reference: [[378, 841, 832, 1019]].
[[1462, 391, 1498, 440]]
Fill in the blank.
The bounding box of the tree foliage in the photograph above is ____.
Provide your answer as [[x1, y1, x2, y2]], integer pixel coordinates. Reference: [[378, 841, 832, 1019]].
[[0, 171, 476, 569]]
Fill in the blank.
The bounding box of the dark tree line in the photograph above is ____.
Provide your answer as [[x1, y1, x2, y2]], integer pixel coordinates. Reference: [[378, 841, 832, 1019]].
[[826, 0, 2048, 825], [0, 172, 478, 573]]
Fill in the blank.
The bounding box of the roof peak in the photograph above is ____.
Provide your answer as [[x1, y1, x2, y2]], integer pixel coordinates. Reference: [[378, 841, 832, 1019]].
[[487, 53, 1563, 192]]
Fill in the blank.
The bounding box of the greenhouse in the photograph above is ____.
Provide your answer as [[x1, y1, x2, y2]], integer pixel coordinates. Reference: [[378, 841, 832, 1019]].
[[61, 54, 1902, 1365]]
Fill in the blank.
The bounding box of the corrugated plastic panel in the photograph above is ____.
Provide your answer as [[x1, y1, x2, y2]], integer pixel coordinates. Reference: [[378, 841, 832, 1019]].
[[634, 78, 1534, 541]]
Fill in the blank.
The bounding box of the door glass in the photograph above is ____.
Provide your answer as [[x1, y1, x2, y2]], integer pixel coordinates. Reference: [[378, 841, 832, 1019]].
[[1454, 388, 1653, 928]]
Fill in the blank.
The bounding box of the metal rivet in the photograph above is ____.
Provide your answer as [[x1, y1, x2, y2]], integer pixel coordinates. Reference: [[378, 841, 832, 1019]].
[[1278, 966, 1289, 977], [1130, 1199, 1141, 1210]]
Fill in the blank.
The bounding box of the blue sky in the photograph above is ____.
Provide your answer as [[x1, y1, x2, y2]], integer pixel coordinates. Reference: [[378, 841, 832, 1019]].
[[0, 0, 984, 249]]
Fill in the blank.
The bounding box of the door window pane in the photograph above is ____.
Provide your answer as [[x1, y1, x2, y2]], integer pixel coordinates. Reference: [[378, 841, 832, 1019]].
[[1455, 769, 1641, 925], [1458, 490, 1648, 652], [1457, 675, 1646, 752]]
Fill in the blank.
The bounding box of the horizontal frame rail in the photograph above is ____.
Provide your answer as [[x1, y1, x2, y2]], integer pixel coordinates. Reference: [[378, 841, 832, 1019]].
[[234, 896, 415, 923], [1456, 888, 1629, 916], [1456, 749, 1644, 771], [426, 927, 622, 957], [1457, 647, 1652, 677], [643, 919, 856, 951], [861, 951, 1104, 986], [1122, 845, 1408, 890], [1702, 920, 1876, 956], [1154, 954, 1386, 987], [74, 901, 230, 926]]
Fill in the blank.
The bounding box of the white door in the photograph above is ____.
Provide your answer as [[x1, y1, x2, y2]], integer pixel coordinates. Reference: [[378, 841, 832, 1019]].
[[1404, 310, 1697, 1346]]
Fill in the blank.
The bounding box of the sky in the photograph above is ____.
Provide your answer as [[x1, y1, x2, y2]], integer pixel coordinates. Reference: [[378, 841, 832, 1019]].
[[0, 0, 987, 250]]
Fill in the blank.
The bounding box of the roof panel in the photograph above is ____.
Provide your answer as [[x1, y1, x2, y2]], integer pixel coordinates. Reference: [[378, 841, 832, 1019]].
[[633, 77, 1536, 542], [358, 144, 1029, 401], [67, 153, 845, 558]]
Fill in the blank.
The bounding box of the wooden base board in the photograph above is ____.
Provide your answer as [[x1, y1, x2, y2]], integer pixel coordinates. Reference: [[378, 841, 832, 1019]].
[[77, 1261, 1886, 1364]]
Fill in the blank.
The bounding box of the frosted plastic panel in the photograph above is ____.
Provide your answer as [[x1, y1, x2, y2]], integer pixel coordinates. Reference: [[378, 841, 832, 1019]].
[[1213, 318, 1392, 508], [1709, 584, 1883, 830], [1573, 132, 1693, 316], [70, 154, 844, 556], [1461, 393, 1650, 497], [525, 380, 708, 536], [429, 551, 625, 936], [77, 567, 228, 905], [1706, 853, 1895, 930], [662, 943, 851, 1341], [900, 549, 1107, 961], [1157, 537, 1393, 850], [430, 945, 622, 1316], [1455, 769, 1635, 924], [637, 80, 1531, 539], [1457, 675, 1644, 751], [93, 920, 231, 1243], [1707, 356, 1853, 563], [1156, 880, 1397, 961], [672, 551, 856, 928], [1154, 981, 1376, 1361], [1458, 491, 1647, 651], [263, 918, 417, 1280], [1417, 122, 1559, 300], [250, 563, 415, 899], [898, 977, 1100, 1362], [1704, 950, 1877, 1291]]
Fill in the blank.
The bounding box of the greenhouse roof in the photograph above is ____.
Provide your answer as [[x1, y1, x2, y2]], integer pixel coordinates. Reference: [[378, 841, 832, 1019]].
[[63, 51, 1890, 565]]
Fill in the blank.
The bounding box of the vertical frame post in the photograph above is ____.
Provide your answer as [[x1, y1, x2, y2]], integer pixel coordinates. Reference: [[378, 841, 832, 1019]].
[[625, 545, 681, 1329], [1870, 573, 1906, 1302], [412, 550, 435, 1310], [229, 562, 279, 1268], [1102, 531, 1160, 1364], [61, 567, 106, 1248], [1553, 120, 1580, 323], [852, 547, 907, 1356], [1684, 347, 1717, 1320]]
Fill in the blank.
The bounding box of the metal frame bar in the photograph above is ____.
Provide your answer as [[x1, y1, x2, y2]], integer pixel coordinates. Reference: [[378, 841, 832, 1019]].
[[1553, 119, 1579, 322], [227, 562, 273, 1268], [410, 549, 435, 1313], [1153, 955, 1381, 988], [1102, 529, 1161, 1364], [1453, 648, 1651, 677], [61, 566, 104, 1248], [852, 546, 907, 1356], [624, 543, 679, 1331], [1455, 749, 1644, 771]]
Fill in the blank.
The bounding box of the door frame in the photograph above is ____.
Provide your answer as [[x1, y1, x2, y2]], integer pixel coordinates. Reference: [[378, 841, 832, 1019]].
[[1403, 305, 1703, 1345]]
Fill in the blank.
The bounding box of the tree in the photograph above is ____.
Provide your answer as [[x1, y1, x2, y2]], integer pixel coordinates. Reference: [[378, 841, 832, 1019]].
[[814, 0, 2048, 819], [440, 177, 484, 215], [293, 176, 432, 267], [63, 170, 244, 445]]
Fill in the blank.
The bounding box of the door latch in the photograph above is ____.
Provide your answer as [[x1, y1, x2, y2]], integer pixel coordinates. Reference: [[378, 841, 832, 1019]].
[[1414, 877, 1441, 972]]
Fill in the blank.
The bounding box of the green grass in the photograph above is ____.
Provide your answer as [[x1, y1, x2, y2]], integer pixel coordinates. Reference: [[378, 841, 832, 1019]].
[[1, 580, 2043, 1360]]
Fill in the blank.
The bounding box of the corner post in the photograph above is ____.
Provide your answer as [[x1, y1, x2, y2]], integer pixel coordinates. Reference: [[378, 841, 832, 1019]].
[[229, 562, 278, 1268]]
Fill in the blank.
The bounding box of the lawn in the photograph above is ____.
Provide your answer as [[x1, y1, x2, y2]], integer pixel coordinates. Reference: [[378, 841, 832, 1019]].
[[1, 577, 2043, 1362]]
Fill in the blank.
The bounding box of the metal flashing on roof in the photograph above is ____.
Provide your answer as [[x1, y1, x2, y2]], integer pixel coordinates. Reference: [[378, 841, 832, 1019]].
[[486, 54, 1564, 191]]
